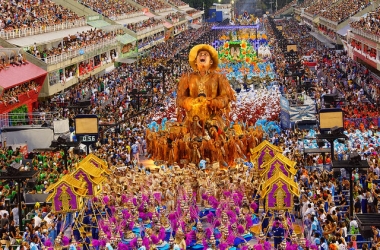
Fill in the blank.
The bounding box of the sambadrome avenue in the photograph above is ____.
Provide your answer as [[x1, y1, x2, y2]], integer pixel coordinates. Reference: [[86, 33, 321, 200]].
[[1, 0, 380, 249]]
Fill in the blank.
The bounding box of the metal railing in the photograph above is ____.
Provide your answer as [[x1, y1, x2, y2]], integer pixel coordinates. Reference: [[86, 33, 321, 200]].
[[41, 37, 118, 65], [351, 27, 380, 43], [0, 18, 87, 40], [110, 12, 145, 21], [156, 7, 172, 13], [0, 111, 62, 128], [135, 25, 164, 35]]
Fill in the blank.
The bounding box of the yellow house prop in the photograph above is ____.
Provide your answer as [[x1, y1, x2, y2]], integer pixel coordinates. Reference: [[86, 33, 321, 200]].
[[260, 153, 297, 180], [79, 153, 111, 175], [46, 175, 87, 212], [72, 162, 106, 197], [250, 140, 282, 171], [261, 171, 300, 210]]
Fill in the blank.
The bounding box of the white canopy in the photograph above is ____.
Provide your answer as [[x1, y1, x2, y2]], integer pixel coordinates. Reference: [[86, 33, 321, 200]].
[[116, 15, 150, 25], [7, 26, 94, 47]]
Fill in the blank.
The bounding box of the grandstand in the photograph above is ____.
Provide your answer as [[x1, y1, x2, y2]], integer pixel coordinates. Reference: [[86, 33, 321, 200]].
[[0, 0, 201, 102]]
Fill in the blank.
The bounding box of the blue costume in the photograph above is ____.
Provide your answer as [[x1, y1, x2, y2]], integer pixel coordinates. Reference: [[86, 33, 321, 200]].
[[272, 225, 284, 249], [92, 220, 99, 239]]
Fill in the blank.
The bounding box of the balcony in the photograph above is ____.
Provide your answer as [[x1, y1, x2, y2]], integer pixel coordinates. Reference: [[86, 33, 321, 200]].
[[156, 7, 173, 13], [301, 11, 315, 21], [0, 19, 87, 40], [41, 38, 118, 70], [109, 12, 145, 21], [0, 88, 41, 114], [319, 17, 338, 30], [350, 45, 380, 65], [135, 25, 165, 39], [351, 28, 380, 44]]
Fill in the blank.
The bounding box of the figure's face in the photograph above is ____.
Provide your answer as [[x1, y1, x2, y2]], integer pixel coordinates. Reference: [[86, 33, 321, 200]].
[[196, 50, 213, 70]]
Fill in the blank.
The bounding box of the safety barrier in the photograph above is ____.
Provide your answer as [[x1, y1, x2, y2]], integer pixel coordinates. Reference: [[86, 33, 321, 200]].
[[42, 38, 117, 65], [0, 19, 87, 40]]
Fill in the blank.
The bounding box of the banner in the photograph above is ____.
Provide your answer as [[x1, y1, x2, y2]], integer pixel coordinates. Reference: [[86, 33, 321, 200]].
[[280, 109, 291, 129], [280, 96, 290, 110], [289, 104, 316, 121]]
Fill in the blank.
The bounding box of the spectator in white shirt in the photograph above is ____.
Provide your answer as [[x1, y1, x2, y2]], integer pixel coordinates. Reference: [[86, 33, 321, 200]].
[[34, 213, 42, 228]]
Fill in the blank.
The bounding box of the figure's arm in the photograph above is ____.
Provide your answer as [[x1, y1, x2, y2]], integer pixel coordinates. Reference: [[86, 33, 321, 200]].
[[177, 74, 194, 111], [209, 74, 236, 109]]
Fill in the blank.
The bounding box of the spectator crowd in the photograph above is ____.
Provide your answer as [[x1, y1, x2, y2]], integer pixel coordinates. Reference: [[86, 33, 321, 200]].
[[126, 18, 163, 33], [132, 0, 171, 12], [350, 7, 380, 36], [0, 0, 83, 31], [26, 28, 123, 62], [78, 0, 141, 20], [167, 0, 188, 7], [318, 0, 371, 23], [164, 12, 186, 23]]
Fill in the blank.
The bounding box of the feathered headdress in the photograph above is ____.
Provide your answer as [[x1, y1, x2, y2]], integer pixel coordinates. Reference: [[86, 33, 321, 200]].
[[121, 194, 128, 204], [143, 236, 150, 249], [245, 214, 253, 229], [153, 192, 161, 204], [151, 234, 160, 245], [44, 238, 52, 247], [103, 195, 110, 204], [158, 226, 166, 241], [129, 238, 137, 249], [237, 225, 245, 235], [202, 239, 208, 250], [250, 202, 258, 211], [185, 231, 195, 246], [62, 236, 70, 246], [189, 206, 199, 221], [226, 210, 237, 223], [201, 192, 208, 201]]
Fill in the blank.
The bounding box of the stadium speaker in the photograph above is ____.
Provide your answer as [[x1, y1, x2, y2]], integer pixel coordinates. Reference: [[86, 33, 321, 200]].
[[331, 126, 341, 135], [349, 152, 361, 164]]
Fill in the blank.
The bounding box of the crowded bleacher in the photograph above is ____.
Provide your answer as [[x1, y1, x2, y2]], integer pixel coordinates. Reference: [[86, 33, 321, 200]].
[[132, 0, 171, 12], [0, 81, 39, 107], [78, 0, 141, 20], [0, 0, 84, 32], [318, 0, 371, 23], [126, 18, 163, 33], [350, 7, 380, 35], [164, 12, 186, 23], [186, 9, 202, 16], [26, 28, 123, 63], [273, 0, 297, 16], [304, 0, 339, 16], [167, 0, 188, 7]]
